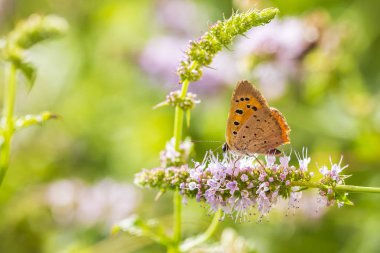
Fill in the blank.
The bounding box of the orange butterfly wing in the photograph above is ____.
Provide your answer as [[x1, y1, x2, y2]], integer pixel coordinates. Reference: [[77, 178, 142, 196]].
[[226, 80, 267, 148], [226, 80, 290, 154]]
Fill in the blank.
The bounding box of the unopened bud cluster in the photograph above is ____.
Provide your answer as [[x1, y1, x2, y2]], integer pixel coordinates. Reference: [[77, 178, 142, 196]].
[[177, 8, 279, 83], [0, 14, 68, 85]]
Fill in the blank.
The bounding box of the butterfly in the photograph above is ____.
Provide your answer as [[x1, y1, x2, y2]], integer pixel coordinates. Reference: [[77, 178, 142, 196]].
[[223, 80, 290, 155]]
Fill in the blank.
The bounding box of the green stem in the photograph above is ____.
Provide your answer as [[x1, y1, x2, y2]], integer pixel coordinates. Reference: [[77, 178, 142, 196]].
[[170, 79, 190, 252], [180, 209, 222, 252], [173, 80, 189, 150], [0, 63, 17, 187], [172, 191, 182, 245], [292, 181, 380, 194]]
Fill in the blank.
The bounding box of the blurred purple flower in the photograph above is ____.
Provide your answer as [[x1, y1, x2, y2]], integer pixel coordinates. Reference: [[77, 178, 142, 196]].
[[154, 0, 206, 36], [139, 35, 239, 94], [139, 36, 184, 85], [45, 178, 141, 228], [236, 17, 319, 60], [235, 17, 320, 99]]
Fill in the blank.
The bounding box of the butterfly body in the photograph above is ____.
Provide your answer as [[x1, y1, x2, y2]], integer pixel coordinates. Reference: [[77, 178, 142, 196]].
[[225, 80, 290, 155]]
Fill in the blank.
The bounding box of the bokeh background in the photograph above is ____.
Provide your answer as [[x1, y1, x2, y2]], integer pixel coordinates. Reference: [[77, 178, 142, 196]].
[[0, 0, 380, 252]]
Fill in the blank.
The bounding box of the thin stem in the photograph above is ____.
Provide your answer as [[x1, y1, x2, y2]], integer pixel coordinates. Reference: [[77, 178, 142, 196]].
[[0, 63, 17, 187], [180, 209, 222, 252], [173, 191, 182, 245], [292, 181, 380, 194], [173, 80, 189, 150], [335, 185, 380, 194], [170, 79, 190, 252]]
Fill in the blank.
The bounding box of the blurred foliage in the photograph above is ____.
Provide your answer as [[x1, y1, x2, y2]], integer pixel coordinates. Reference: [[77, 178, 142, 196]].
[[0, 0, 380, 252]]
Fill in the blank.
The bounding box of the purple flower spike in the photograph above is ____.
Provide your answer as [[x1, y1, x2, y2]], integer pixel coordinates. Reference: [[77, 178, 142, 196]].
[[136, 149, 350, 221]]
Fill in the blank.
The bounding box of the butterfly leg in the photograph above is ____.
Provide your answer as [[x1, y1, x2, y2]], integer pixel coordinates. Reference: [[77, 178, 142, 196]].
[[233, 156, 242, 169], [252, 154, 266, 170]]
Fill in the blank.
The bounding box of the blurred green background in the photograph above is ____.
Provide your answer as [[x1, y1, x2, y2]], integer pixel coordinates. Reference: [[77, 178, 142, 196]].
[[1, 0, 380, 252]]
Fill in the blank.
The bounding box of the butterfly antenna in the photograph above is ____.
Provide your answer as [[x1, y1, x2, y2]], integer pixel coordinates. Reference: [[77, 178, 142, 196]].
[[204, 65, 217, 70], [212, 144, 224, 153], [191, 140, 224, 143]]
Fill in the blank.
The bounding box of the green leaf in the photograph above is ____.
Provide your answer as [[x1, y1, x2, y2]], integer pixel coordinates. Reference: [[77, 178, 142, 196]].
[[3, 47, 37, 89], [112, 215, 171, 246], [18, 60, 37, 88]]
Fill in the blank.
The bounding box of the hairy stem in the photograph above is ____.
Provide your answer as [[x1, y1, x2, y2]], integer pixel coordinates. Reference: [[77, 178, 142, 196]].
[[292, 181, 380, 194], [180, 209, 222, 252], [0, 63, 17, 187]]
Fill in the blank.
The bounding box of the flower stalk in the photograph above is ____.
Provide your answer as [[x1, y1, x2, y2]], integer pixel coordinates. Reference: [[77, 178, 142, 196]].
[[292, 181, 380, 194], [0, 63, 17, 186], [0, 14, 67, 187], [133, 8, 281, 252], [180, 209, 222, 252], [171, 80, 190, 249]]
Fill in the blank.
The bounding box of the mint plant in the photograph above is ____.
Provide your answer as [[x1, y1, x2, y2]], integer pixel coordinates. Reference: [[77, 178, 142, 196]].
[[0, 14, 68, 186]]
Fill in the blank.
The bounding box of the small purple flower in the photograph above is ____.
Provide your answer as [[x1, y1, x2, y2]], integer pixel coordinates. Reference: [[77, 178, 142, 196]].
[[258, 172, 267, 182], [280, 155, 290, 168], [241, 174, 249, 182], [319, 165, 329, 176], [296, 148, 311, 172], [289, 187, 302, 209], [257, 191, 271, 215], [226, 181, 239, 195], [188, 182, 197, 191], [266, 155, 276, 167], [207, 179, 220, 189]]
